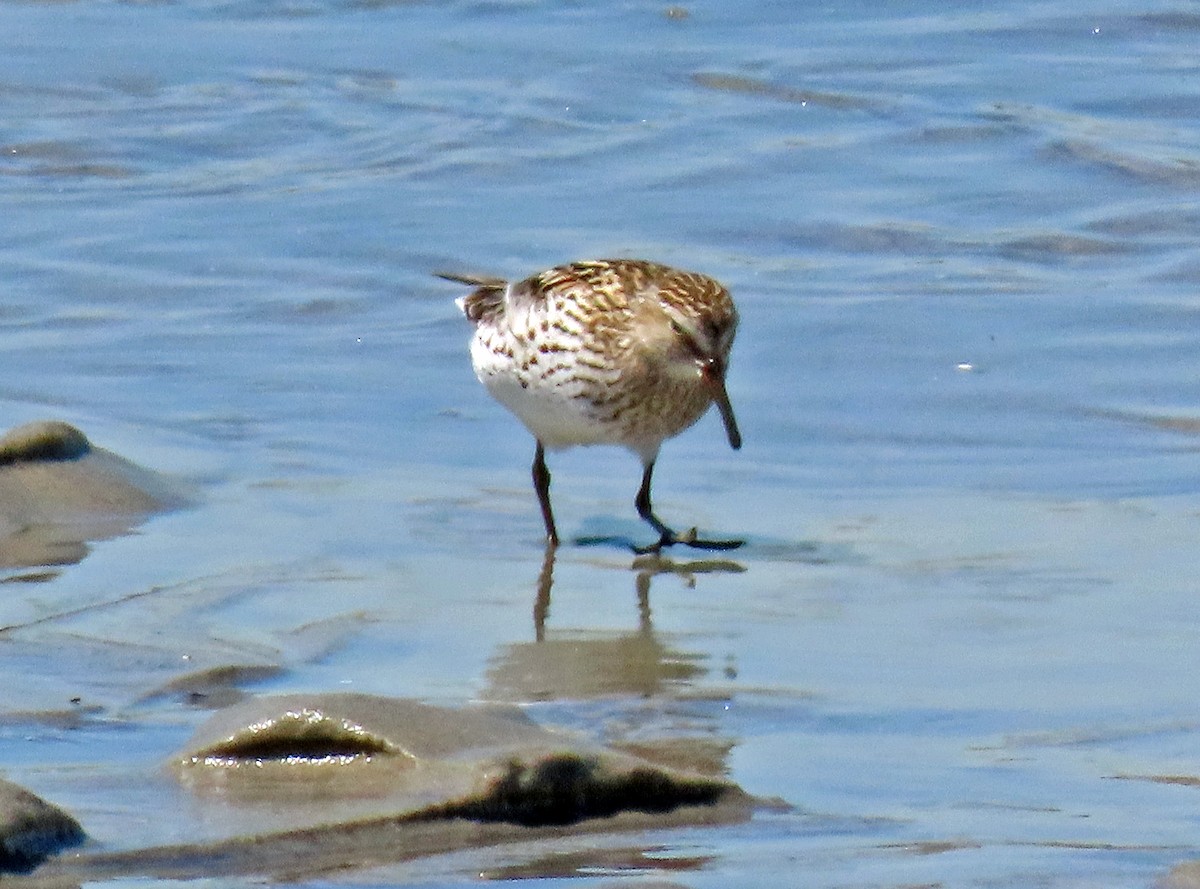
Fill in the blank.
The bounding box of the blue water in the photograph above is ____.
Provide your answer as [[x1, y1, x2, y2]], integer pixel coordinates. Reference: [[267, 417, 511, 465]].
[[4, 0, 1200, 886]]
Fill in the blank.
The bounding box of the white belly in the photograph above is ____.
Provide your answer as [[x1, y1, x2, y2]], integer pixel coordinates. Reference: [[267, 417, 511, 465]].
[[470, 330, 634, 451]]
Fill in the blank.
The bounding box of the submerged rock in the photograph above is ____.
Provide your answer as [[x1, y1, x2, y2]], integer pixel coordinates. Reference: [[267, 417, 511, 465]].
[[137, 664, 286, 710], [173, 693, 564, 813], [22, 693, 759, 883], [0, 420, 184, 572], [0, 778, 85, 874], [173, 693, 743, 825]]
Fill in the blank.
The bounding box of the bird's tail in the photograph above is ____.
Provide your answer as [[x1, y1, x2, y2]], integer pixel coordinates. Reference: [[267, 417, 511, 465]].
[[434, 271, 508, 288], [436, 271, 508, 323]]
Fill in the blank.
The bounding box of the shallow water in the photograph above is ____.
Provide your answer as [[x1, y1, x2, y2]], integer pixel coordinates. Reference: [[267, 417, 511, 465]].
[[4, 0, 1200, 885]]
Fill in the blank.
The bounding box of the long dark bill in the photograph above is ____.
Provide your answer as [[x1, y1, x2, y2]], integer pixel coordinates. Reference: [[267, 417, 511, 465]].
[[710, 375, 742, 451]]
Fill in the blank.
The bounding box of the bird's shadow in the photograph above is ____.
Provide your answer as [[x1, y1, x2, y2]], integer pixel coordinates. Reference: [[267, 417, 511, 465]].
[[574, 525, 744, 556], [574, 532, 647, 551], [532, 542, 746, 641]]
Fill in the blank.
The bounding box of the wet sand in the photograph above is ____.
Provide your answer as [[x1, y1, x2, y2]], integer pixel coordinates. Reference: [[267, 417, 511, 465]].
[[4, 1, 1200, 886]]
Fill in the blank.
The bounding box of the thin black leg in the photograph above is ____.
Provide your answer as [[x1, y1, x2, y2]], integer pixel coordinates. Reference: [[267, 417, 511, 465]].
[[634, 461, 673, 546], [533, 442, 559, 547], [533, 541, 555, 641], [632, 460, 744, 554]]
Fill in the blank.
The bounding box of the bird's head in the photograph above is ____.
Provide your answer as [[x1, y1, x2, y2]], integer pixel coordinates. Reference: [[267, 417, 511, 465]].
[[655, 298, 742, 451]]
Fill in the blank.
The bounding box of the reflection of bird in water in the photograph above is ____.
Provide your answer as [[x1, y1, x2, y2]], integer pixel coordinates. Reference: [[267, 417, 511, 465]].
[[444, 259, 742, 553], [483, 546, 745, 701]]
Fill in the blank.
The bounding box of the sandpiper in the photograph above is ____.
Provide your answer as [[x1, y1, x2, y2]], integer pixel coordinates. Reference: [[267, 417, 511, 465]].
[[444, 258, 742, 552]]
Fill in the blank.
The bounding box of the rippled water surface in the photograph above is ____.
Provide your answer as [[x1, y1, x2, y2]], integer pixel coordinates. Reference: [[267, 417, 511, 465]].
[[5, 1, 1200, 886]]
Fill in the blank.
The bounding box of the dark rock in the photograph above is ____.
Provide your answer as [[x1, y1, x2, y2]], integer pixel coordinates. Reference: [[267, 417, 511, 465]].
[[0, 778, 85, 874]]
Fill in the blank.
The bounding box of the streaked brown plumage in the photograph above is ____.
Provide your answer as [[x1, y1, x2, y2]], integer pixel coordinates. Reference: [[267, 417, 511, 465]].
[[444, 258, 742, 552]]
